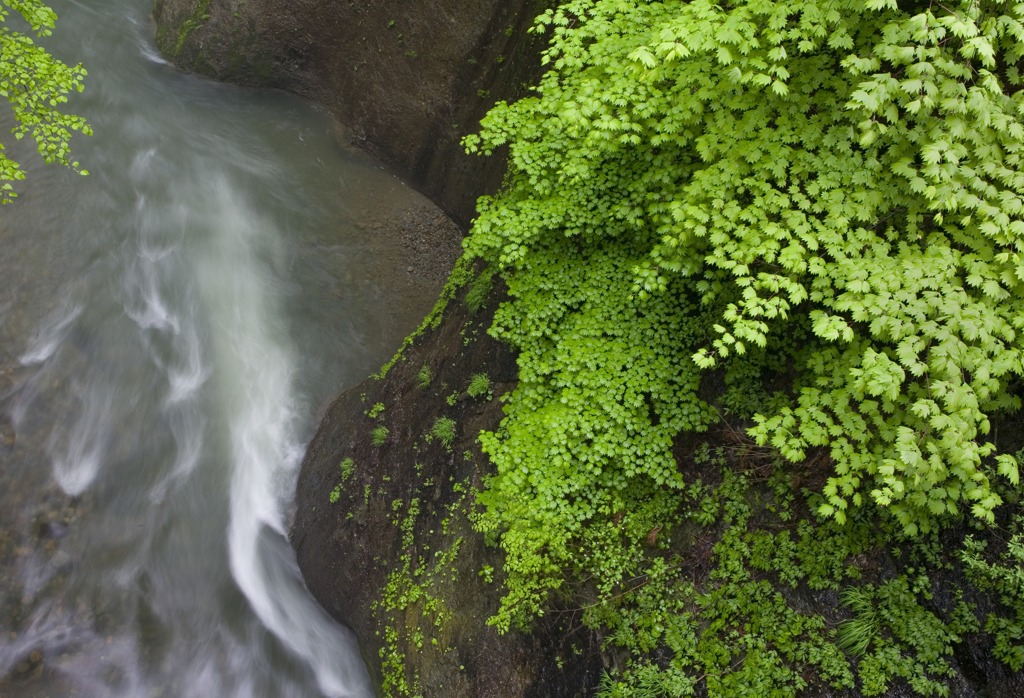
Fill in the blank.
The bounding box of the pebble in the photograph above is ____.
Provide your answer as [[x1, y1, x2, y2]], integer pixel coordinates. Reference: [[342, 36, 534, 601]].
[[51, 550, 72, 572], [0, 420, 13, 449], [13, 648, 43, 675]]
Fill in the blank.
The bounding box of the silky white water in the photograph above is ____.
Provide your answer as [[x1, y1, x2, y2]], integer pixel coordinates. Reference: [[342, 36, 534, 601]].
[[0, 1, 442, 695]]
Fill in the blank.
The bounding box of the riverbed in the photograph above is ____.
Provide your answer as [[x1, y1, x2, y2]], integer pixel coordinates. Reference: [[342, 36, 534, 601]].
[[0, 1, 459, 695]]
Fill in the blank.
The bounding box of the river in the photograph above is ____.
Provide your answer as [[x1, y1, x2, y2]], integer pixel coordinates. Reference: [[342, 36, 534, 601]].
[[0, 1, 457, 695]]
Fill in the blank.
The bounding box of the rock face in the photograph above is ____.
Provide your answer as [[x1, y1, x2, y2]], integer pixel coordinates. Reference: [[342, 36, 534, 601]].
[[151, 0, 543, 227], [150, 1, 602, 694], [292, 275, 602, 695]]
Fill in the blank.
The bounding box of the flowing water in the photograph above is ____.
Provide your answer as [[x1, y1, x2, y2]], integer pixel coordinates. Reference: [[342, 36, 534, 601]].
[[0, 1, 457, 695]]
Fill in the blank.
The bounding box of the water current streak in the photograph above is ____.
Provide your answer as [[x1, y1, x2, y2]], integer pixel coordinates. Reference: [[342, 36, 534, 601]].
[[0, 0, 398, 695]]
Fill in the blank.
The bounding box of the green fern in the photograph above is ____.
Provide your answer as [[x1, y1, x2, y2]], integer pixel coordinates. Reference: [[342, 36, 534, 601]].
[[339, 457, 355, 482], [371, 425, 390, 446], [837, 587, 879, 656], [416, 364, 432, 388], [467, 373, 491, 398], [961, 518, 1024, 670], [465, 268, 494, 314], [431, 418, 457, 450]]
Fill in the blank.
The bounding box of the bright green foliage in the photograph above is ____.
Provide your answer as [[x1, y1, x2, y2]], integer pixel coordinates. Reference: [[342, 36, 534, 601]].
[[590, 462, 859, 697], [449, 0, 1024, 690], [0, 0, 90, 202], [465, 0, 1024, 626], [375, 497, 457, 697], [416, 364, 432, 388], [960, 514, 1024, 670], [466, 373, 491, 398], [374, 481, 476, 697], [330, 459, 355, 504], [472, 239, 715, 628], [431, 417, 457, 450], [465, 268, 494, 314], [339, 456, 355, 482], [842, 576, 978, 696], [837, 587, 879, 656], [372, 425, 390, 446], [583, 451, 991, 697]]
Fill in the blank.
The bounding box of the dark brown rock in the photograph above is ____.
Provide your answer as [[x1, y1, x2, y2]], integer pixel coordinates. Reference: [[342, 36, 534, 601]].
[[291, 278, 602, 695], [151, 0, 544, 227]]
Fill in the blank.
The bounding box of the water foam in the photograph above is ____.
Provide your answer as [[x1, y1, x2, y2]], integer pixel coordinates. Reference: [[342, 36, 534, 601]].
[[48, 391, 109, 496], [19, 301, 82, 366], [198, 177, 371, 697]]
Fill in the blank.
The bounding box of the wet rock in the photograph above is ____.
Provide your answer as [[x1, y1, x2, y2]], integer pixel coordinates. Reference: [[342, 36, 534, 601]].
[[8, 646, 43, 680], [50, 550, 72, 573], [152, 0, 543, 227], [37, 519, 68, 541], [292, 277, 602, 696], [0, 418, 14, 452]]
